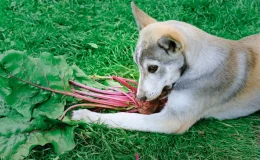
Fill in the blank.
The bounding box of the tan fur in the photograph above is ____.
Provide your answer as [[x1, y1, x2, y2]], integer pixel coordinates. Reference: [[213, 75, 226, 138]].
[[176, 118, 197, 134], [140, 23, 187, 51], [236, 35, 260, 99], [131, 2, 156, 29]]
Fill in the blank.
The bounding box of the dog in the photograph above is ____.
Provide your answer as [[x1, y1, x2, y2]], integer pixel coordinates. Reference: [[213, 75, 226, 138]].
[[72, 2, 260, 134]]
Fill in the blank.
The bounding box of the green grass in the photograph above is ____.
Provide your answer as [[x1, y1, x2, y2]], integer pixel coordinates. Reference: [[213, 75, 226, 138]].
[[0, 0, 259, 159]]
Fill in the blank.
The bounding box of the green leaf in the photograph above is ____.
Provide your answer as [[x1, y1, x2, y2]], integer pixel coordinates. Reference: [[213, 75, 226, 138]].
[[0, 50, 80, 159], [0, 54, 11, 100], [0, 116, 76, 160], [44, 124, 76, 154], [0, 99, 10, 117], [32, 94, 66, 119], [87, 42, 98, 49], [0, 50, 109, 159], [71, 64, 104, 89], [10, 125, 76, 159], [1, 50, 73, 119], [5, 88, 49, 120]]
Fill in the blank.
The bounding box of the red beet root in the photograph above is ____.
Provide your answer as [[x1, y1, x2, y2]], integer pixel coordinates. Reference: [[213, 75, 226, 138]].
[[136, 97, 167, 114]]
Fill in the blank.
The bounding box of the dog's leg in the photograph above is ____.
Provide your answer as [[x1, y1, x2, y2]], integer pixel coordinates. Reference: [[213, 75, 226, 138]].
[[72, 106, 186, 134], [72, 103, 198, 134]]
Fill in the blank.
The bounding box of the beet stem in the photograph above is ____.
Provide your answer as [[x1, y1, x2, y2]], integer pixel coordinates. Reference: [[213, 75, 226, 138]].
[[112, 76, 137, 93], [89, 75, 138, 85], [108, 87, 139, 108], [72, 89, 133, 102], [69, 80, 124, 95]]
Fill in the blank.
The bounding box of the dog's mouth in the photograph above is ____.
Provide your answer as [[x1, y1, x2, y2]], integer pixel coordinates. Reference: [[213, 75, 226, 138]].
[[136, 83, 175, 114], [159, 83, 175, 100]]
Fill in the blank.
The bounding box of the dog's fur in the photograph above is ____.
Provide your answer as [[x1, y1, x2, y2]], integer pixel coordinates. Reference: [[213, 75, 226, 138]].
[[72, 2, 260, 134]]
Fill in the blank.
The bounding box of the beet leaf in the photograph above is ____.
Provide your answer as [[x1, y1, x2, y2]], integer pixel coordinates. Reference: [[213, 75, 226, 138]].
[[0, 50, 106, 159]]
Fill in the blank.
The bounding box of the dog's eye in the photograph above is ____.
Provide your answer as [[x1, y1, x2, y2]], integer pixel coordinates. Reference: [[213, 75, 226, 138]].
[[148, 65, 158, 73]]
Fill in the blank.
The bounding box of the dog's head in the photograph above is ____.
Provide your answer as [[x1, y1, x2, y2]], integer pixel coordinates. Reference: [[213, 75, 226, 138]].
[[131, 2, 187, 101]]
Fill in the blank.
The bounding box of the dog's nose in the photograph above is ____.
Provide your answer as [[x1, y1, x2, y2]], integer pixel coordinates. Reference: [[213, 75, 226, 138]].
[[137, 96, 147, 101]]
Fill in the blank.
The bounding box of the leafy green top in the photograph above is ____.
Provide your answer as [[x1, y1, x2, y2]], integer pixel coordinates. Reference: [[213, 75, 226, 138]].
[[0, 50, 103, 160]]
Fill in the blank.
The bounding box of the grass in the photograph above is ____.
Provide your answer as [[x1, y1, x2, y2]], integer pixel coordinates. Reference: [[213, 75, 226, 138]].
[[0, 0, 259, 159]]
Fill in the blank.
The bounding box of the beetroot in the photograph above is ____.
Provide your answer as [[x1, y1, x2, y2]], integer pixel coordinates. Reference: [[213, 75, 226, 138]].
[[137, 98, 167, 114], [57, 76, 168, 119]]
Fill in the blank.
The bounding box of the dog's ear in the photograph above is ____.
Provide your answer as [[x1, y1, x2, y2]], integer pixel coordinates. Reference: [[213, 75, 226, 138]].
[[157, 37, 183, 53], [131, 2, 157, 30]]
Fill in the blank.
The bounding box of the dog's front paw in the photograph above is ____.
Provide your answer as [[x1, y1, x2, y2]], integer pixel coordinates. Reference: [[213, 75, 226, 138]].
[[71, 109, 91, 121], [71, 109, 100, 124]]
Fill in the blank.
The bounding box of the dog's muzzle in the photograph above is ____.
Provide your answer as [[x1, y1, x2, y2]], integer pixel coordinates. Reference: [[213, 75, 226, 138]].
[[159, 83, 175, 99]]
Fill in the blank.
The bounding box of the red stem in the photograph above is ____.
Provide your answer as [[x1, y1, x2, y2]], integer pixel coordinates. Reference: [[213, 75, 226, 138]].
[[112, 76, 137, 93], [72, 89, 133, 102], [108, 87, 139, 108], [88, 75, 138, 85], [119, 77, 138, 85], [69, 80, 124, 95], [136, 154, 140, 160]]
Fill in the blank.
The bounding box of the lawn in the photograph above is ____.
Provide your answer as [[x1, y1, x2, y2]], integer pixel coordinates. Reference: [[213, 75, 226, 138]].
[[0, 0, 259, 159]]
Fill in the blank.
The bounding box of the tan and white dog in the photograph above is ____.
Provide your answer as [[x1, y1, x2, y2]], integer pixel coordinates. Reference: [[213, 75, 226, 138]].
[[72, 2, 260, 134]]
